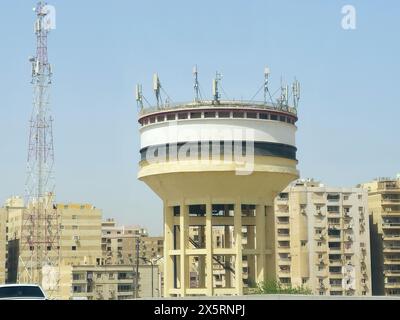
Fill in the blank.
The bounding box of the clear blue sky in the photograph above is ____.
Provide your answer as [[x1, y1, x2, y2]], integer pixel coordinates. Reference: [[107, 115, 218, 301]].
[[1, 1, 399, 235]]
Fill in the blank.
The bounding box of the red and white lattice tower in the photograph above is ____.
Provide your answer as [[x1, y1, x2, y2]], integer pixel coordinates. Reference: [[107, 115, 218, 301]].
[[18, 2, 60, 290]]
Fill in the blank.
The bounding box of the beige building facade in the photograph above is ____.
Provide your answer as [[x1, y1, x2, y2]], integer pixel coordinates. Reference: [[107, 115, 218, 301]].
[[0, 206, 6, 284], [274, 180, 372, 296], [362, 177, 400, 296], [5, 199, 102, 286], [57, 263, 159, 300]]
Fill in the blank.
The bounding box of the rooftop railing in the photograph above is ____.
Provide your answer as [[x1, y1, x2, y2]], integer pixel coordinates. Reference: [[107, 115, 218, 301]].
[[139, 100, 298, 116]]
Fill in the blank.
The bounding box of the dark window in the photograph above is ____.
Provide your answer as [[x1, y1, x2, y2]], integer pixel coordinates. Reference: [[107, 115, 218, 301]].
[[178, 113, 188, 120], [279, 116, 286, 122], [270, 114, 278, 121], [167, 114, 176, 121], [246, 112, 257, 119], [218, 111, 230, 118], [233, 112, 244, 118], [259, 113, 269, 120], [72, 246, 77, 251], [204, 112, 216, 118], [149, 117, 155, 124], [157, 115, 165, 122], [190, 112, 202, 119]]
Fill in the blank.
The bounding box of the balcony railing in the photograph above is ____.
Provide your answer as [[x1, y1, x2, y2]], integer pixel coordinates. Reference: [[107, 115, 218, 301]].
[[383, 223, 400, 228]]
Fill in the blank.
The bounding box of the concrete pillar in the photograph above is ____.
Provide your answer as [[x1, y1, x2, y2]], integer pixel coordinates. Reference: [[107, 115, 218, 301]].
[[205, 201, 213, 295], [198, 225, 206, 288], [246, 225, 256, 285], [256, 205, 266, 284], [234, 200, 243, 295], [224, 225, 232, 287], [179, 202, 189, 296], [163, 204, 174, 297]]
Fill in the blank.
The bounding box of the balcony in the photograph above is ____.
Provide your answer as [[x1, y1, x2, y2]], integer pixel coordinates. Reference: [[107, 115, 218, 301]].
[[383, 234, 400, 241], [382, 198, 400, 205], [384, 246, 400, 253], [382, 223, 400, 229], [385, 283, 400, 289], [384, 270, 400, 276], [384, 256, 400, 264]]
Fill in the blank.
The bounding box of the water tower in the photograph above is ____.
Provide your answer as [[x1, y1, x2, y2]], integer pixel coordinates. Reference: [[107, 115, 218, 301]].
[[137, 68, 300, 296]]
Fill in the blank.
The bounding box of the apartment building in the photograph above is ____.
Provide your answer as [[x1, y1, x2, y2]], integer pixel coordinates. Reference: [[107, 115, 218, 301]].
[[57, 263, 159, 300], [4, 196, 27, 283], [101, 219, 163, 265], [101, 219, 148, 265], [58, 203, 102, 266], [0, 206, 6, 284], [362, 177, 400, 296], [274, 180, 372, 296], [5, 198, 102, 283]]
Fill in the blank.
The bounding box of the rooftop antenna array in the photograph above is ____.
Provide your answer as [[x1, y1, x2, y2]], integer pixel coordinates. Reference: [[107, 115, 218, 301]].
[[212, 71, 222, 104], [138, 66, 300, 111]]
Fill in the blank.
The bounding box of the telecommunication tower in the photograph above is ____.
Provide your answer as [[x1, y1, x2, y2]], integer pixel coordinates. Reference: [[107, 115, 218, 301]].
[[19, 1, 60, 290]]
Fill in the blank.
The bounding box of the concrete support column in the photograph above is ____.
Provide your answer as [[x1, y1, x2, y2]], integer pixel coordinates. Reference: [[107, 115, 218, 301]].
[[198, 225, 205, 288], [256, 205, 266, 284], [224, 225, 232, 287], [246, 225, 256, 285], [234, 200, 243, 295], [163, 203, 174, 297], [205, 201, 213, 296], [179, 202, 189, 296]]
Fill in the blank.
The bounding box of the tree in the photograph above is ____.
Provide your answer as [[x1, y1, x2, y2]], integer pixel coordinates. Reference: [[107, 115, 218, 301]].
[[256, 280, 312, 295]]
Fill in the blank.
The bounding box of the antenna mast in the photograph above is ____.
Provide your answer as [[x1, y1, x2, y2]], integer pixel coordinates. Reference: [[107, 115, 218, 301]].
[[193, 65, 200, 102], [20, 1, 60, 293], [212, 72, 222, 104], [153, 73, 161, 109]]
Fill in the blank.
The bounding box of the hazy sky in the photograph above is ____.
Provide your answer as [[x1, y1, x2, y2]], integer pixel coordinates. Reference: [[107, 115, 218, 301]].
[[1, 1, 399, 235]]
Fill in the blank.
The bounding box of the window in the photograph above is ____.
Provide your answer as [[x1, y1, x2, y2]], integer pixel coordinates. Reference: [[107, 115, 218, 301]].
[[270, 114, 278, 121], [327, 194, 340, 201], [149, 117, 155, 123], [167, 114, 176, 121], [178, 113, 188, 120], [302, 278, 308, 284], [319, 291, 325, 296], [218, 111, 230, 118], [118, 285, 133, 292], [190, 112, 202, 119], [246, 112, 257, 119], [233, 112, 244, 118], [157, 115, 165, 122], [72, 215, 78, 220], [259, 113, 268, 120], [72, 225, 78, 230], [317, 242, 322, 247], [318, 254, 323, 259], [204, 112, 216, 118], [301, 240, 307, 247], [72, 246, 77, 251], [279, 116, 286, 122]]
